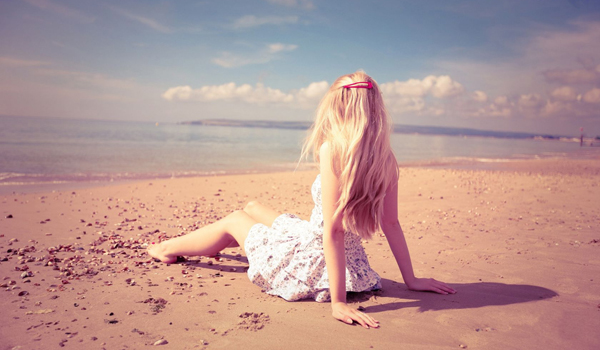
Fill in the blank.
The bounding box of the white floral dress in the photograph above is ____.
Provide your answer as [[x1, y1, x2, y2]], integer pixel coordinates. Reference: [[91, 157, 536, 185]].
[[244, 174, 381, 302]]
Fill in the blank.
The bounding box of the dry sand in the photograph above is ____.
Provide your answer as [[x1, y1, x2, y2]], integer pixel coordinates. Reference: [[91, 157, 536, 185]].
[[1, 159, 599, 350]]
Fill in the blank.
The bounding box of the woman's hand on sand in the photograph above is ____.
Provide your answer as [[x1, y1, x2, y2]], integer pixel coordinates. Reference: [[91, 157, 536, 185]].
[[407, 277, 456, 295], [331, 302, 379, 329]]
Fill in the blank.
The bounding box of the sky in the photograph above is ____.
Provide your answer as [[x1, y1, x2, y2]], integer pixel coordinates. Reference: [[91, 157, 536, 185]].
[[1, 0, 600, 136]]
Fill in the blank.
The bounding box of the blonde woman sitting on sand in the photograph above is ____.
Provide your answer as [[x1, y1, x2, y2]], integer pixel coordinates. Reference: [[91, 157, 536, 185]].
[[148, 71, 456, 328]]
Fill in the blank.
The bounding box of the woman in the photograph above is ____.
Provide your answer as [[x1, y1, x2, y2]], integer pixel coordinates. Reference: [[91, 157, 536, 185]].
[[148, 71, 455, 329]]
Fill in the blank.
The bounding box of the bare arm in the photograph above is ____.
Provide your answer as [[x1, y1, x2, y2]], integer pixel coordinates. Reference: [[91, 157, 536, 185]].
[[380, 176, 456, 295], [320, 143, 379, 328]]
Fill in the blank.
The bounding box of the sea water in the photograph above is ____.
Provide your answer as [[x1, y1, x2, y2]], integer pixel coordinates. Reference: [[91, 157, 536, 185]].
[[0, 115, 597, 189]]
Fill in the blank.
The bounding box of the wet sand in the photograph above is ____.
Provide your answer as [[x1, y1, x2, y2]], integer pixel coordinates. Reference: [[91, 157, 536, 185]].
[[1, 159, 599, 349]]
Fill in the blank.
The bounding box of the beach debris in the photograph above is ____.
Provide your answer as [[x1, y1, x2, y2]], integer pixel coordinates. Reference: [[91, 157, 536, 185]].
[[105, 318, 119, 324], [18, 291, 29, 296], [237, 312, 270, 331], [153, 339, 168, 346], [26, 309, 54, 315], [5, 214, 13, 218], [475, 327, 496, 332], [142, 297, 168, 313], [459, 345, 467, 348]]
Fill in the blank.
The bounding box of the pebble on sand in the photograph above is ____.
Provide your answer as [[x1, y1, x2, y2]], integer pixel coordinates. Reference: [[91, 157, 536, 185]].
[[153, 339, 168, 346]]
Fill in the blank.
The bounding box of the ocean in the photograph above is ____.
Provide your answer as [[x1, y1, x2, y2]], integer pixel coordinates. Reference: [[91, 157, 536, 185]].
[[1, 115, 598, 192]]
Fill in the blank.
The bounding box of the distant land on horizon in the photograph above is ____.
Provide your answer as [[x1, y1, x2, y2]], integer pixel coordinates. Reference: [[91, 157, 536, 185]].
[[180, 119, 572, 141]]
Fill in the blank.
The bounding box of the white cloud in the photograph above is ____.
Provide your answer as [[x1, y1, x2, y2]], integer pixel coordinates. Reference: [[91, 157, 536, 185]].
[[212, 43, 298, 68], [494, 96, 509, 106], [387, 97, 427, 114], [518, 93, 544, 109], [430, 75, 465, 98], [485, 104, 513, 118], [471, 90, 488, 102], [161, 73, 600, 122], [541, 100, 569, 116], [162, 81, 329, 109], [268, 43, 298, 53], [551, 86, 578, 101], [294, 81, 330, 104], [379, 75, 464, 114], [380, 75, 464, 101], [380, 78, 432, 98], [233, 15, 299, 29], [583, 88, 600, 104], [109, 6, 172, 33]]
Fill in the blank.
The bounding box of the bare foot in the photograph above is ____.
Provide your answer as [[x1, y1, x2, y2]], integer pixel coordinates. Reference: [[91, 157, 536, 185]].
[[147, 242, 177, 263]]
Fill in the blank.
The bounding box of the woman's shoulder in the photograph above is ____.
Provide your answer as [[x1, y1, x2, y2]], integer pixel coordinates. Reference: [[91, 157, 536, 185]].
[[318, 141, 330, 155]]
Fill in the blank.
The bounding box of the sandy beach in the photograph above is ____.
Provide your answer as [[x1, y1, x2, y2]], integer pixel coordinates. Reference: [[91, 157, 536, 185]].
[[1, 158, 599, 350]]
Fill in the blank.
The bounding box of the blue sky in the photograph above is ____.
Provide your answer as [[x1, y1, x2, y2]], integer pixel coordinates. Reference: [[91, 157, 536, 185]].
[[1, 0, 600, 136]]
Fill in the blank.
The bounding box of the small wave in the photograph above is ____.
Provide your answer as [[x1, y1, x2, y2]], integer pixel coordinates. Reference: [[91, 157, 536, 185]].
[[396, 152, 584, 169], [0, 165, 308, 188]]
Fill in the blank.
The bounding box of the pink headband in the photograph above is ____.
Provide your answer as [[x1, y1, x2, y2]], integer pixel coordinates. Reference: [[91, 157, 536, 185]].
[[343, 81, 373, 89]]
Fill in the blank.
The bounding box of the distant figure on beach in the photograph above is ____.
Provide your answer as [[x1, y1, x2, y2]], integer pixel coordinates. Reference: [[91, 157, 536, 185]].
[[148, 71, 455, 328]]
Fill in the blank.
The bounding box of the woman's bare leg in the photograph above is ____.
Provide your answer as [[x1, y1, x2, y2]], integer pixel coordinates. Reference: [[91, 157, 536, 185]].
[[148, 210, 257, 263], [222, 201, 282, 249], [243, 201, 281, 227]]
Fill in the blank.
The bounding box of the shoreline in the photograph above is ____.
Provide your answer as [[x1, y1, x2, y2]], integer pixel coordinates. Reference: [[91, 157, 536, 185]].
[[1, 158, 599, 349], [3, 150, 600, 195]]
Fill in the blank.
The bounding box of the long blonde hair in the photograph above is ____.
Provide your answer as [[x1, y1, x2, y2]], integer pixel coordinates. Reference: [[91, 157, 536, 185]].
[[301, 71, 398, 239]]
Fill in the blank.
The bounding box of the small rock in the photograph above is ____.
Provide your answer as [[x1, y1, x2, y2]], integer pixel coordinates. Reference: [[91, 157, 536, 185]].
[[18, 291, 29, 296], [459, 345, 467, 349], [6, 214, 13, 218], [153, 339, 168, 346]]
